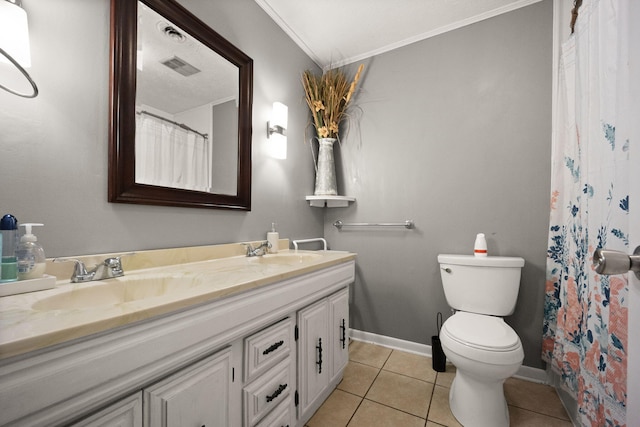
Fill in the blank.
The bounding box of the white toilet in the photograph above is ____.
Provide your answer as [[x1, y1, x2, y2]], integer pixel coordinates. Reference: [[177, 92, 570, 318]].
[[437, 254, 525, 427]]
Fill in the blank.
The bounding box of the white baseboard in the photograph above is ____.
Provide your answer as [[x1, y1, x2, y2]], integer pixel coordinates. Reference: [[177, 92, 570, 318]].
[[349, 328, 548, 384]]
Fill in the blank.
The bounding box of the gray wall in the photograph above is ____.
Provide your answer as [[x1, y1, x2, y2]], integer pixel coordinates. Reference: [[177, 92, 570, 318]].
[[326, 0, 553, 368], [0, 0, 323, 257]]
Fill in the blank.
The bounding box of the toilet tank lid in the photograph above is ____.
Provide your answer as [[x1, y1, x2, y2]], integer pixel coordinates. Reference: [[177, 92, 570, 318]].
[[437, 254, 524, 267]]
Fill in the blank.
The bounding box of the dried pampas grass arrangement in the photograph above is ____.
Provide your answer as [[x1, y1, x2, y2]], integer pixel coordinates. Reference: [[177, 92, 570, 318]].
[[302, 64, 364, 140]]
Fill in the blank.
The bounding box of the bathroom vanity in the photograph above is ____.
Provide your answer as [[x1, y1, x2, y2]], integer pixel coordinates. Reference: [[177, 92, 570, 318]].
[[0, 242, 355, 426]]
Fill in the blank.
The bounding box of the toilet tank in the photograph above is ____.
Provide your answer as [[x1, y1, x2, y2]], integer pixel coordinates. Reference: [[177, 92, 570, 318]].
[[437, 254, 525, 316]]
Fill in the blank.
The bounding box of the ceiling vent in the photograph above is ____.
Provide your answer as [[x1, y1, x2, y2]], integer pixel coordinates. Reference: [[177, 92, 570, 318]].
[[161, 56, 201, 77]]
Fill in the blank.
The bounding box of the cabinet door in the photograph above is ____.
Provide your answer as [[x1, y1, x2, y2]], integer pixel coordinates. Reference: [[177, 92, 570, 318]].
[[297, 299, 329, 416], [329, 288, 349, 383], [71, 392, 142, 427], [144, 348, 232, 427]]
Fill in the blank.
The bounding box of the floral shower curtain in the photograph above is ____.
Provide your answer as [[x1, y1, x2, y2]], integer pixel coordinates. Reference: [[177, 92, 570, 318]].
[[135, 113, 211, 192], [542, 0, 630, 426]]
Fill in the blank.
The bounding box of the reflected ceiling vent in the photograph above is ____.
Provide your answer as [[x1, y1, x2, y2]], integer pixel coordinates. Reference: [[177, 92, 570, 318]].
[[161, 56, 201, 77]]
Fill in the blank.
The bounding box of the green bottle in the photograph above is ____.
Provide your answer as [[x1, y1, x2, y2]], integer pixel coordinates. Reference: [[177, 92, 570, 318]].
[[0, 214, 18, 283]]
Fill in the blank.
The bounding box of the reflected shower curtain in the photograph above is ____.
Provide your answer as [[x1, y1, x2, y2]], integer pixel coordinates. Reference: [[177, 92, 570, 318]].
[[135, 113, 211, 192], [542, 0, 630, 425]]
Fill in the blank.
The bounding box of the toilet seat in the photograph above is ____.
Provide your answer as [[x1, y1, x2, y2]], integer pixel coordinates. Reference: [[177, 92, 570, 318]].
[[441, 312, 523, 365]]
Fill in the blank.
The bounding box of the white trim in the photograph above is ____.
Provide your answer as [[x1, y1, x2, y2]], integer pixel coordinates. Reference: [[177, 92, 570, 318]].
[[329, 0, 544, 69], [513, 365, 548, 384], [350, 328, 548, 384], [253, 0, 323, 66], [256, 0, 544, 70], [349, 328, 432, 357]]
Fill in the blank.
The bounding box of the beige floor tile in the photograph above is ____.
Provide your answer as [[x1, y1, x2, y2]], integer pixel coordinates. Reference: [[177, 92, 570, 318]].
[[383, 350, 437, 383], [427, 384, 462, 427], [338, 361, 380, 397], [508, 405, 574, 426], [307, 389, 362, 427], [349, 341, 392, 368], [435, 364, 456, 388], [505, 378, 570, 420], [426, 422, 446, 427], [348, 399, 426, 427], [365, 370, 433, 418]]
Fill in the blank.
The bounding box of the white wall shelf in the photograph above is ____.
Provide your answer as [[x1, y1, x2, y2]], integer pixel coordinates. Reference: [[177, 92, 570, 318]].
[[305, 196, 355, 208]]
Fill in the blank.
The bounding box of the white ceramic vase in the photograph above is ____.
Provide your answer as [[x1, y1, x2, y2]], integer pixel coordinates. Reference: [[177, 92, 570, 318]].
[[314, 138, 338, 196]]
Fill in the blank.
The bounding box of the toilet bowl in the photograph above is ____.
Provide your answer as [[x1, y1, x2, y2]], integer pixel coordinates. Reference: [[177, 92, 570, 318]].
[[437, 253, 525, 427], [440, 311, 523, 427]]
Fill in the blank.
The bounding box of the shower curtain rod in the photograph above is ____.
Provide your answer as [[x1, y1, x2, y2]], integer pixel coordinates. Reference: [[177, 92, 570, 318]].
[[137, 110, 209, 139]]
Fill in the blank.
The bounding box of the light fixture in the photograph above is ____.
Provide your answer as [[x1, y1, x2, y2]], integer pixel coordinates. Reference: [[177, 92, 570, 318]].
[[0, 0, 38, 98], [267, 102, 288, 159]]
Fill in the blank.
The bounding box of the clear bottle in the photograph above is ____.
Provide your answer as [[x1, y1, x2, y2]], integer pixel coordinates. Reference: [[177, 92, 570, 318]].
[[0, 214, 19, 283], [267, 222, 279, 254], [16, 223, 46, 280]]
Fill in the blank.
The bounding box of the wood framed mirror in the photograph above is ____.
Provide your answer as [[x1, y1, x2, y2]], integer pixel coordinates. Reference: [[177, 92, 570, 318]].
[[109, 0, 253, 210]]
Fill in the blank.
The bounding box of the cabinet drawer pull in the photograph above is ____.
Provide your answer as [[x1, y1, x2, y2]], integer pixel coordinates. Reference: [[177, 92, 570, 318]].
[[340, 318, 346, 349], [262, 340, 284, 355], [316, 338, 323, 374], [266, 383, 288, 402]]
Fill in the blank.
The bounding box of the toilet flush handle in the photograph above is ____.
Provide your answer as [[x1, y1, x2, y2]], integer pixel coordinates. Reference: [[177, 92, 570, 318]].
[[441, 267, 452, 273]]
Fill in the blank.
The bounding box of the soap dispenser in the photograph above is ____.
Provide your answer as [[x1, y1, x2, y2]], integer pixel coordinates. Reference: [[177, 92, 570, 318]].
[[16, 223, 46, 280], [267, 222, 279, 253]]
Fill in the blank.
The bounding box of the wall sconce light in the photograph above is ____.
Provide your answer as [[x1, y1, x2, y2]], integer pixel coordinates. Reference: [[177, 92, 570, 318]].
[[267, 101, 288, 159], [0, 0, 38, 98]]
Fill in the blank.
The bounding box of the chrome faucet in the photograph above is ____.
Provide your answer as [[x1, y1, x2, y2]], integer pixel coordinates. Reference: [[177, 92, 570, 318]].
[[244, 241, 271, 257], [54, 253, 134, 283]]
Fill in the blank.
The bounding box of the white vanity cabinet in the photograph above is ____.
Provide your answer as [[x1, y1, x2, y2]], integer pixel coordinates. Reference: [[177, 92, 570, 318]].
[[297, 287, 349, 423], [144, 347, 234, 427], [70, 392, 143, 427], [70, 346, 239, 427], [0, 259, 354, 427]]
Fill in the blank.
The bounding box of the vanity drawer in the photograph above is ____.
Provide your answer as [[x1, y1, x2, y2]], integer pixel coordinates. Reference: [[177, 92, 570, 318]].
[[254, 397, 293, 427], [244, 317, 293, 383], [243, 358, 292, 427]]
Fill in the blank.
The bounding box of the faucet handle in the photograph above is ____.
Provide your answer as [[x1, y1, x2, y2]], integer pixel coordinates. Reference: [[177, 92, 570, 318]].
[[53, 258, 93, 282], [102, 252, 135, 275]]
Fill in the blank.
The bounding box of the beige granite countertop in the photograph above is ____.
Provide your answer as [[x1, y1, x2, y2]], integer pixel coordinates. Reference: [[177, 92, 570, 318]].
[[0, 241, 355, 360]]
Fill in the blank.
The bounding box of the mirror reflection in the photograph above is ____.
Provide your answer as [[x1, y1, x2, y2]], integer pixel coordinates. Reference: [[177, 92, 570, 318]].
[[135, 2, 238, 195]]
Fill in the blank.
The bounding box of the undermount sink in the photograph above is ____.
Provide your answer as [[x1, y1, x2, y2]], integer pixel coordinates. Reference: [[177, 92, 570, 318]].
[[30, 252, 324, 311], [31, 273, 199, 311]]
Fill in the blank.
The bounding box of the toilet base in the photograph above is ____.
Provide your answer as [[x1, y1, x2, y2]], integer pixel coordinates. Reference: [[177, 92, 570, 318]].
[[449, 370, 510, 427]]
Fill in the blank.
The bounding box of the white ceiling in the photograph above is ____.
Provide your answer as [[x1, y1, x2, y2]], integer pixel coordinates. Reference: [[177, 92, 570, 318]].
[[255, 0, 543, 69]]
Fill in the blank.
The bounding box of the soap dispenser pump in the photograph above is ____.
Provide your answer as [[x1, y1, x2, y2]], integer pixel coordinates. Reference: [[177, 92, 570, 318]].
[[16, 223, 46, 280], [267, 222, 279, 254]]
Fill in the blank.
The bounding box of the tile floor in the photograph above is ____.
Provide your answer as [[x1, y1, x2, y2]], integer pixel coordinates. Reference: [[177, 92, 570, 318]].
[[306, 341, 572, 427]]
